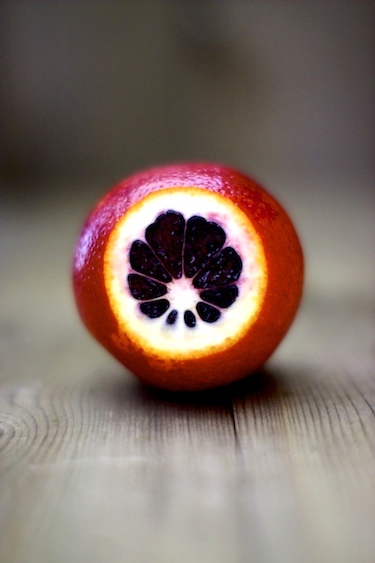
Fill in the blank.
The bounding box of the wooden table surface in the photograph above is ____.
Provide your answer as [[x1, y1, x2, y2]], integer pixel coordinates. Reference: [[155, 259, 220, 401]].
[[1, 180, 374, 563]]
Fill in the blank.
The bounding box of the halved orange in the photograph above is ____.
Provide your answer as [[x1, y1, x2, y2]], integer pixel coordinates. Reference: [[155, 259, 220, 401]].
[[73, 163, 303, 391]]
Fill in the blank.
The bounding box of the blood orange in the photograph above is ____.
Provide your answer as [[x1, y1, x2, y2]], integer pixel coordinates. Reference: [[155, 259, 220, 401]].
[[73, 163, 303, 391]]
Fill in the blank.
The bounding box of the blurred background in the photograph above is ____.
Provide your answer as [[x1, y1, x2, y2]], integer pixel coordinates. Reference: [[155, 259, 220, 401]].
[[1, 1, 374, 376], [2, 2, 374, 186]]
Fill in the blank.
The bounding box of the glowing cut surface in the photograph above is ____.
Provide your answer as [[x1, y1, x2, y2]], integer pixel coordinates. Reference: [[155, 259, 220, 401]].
[[104, 187, 268, 360]]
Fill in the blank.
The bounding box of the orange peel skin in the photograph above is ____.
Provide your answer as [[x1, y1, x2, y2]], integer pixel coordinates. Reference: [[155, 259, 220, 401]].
[[73, 163, 303, 391]]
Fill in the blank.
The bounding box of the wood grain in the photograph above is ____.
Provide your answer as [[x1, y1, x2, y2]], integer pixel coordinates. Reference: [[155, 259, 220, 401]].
[[1, 192, 374, 563], [1, 367, 374, 563]]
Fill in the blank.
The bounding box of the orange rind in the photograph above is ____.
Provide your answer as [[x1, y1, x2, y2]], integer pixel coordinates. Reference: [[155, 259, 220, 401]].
[[73, 163, 303, 391]]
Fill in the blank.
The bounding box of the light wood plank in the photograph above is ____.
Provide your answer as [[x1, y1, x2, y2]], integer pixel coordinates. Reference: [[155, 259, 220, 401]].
[[233, 369, 375, 563], [1, 367, 374, 563], [1, 191, 374, 562]]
